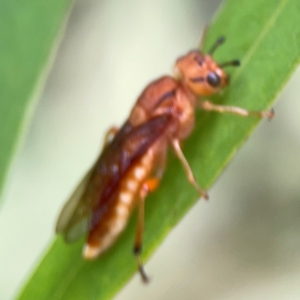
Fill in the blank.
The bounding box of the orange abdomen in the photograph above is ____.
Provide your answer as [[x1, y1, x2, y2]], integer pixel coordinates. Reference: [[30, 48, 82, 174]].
[[83, 142, 163, 259]]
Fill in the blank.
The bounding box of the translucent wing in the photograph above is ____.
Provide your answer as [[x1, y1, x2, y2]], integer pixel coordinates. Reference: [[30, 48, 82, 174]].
[[55, 167, 95, 242], [56, 114, 172, 243]]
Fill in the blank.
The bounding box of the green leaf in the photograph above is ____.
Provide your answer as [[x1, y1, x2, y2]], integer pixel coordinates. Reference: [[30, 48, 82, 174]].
[[17, 0, 300, 299], [0, 0, 72, 200]]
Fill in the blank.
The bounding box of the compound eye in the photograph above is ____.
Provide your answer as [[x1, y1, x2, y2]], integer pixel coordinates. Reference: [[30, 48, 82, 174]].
[[207, 72, 221, 87]]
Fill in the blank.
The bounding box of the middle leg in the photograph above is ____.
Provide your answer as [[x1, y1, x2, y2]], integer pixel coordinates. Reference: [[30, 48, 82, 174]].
[[172, 139, 209, 200]]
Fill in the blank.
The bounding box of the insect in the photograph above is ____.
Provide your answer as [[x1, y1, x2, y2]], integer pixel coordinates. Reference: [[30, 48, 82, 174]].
[[56, 36, 274, 282]]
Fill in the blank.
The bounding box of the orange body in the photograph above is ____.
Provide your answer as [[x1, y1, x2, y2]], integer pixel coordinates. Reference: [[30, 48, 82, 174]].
[[84, 75, 197, 257], [56, 37, 273, 281]]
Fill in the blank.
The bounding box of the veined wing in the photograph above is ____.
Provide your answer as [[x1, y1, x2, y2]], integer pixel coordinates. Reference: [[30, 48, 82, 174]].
[[55, 167, 95, 241], [56, 114, 172, 242]]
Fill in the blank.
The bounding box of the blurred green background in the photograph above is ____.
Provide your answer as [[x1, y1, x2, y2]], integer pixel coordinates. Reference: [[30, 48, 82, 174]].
[[1, 0, 300, 299]]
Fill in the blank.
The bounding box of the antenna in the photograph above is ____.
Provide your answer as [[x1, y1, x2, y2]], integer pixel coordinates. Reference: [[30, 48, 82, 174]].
[[219, 59, 240, 68], [208, 36, 226, 55]]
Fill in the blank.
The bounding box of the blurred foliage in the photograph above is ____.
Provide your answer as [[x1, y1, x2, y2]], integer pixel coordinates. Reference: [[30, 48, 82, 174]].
[[0, 0, 72, 200]]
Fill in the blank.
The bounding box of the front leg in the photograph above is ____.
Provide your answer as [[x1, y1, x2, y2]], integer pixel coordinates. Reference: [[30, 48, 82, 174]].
[[198, 100, 274, 119]]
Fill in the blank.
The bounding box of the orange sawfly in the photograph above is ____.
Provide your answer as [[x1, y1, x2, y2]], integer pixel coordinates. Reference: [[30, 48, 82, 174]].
[[56, 36, 273, 282]]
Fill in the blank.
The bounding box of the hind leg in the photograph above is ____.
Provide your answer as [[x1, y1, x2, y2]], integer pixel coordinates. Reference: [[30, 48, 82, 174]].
[[134, 178, 160, 283]]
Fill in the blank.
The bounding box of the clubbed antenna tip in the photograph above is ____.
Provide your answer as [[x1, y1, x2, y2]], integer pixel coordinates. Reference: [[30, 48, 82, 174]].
[[219, 59, 241, 68], [209, 36, 226, 55]]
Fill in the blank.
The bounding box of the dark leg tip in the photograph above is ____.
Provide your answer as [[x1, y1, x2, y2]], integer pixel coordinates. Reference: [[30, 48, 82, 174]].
[[135, 253, 150, 283], [133, 246, 141, 255], [139, 266, 150, 284], [268, 108, 275, 120], [203, 192, 209, 201]]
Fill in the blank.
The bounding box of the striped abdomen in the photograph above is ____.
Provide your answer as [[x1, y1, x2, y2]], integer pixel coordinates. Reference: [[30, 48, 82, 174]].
[[83, 141, 163, 259]]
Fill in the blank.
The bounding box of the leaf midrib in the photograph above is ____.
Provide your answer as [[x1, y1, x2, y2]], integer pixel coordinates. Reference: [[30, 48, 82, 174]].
[[231, 0, 289, 84]]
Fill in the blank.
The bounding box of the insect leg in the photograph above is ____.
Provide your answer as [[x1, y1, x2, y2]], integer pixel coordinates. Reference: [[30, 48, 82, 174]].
[[199, 100, 275, 119], [171, 139, 209, 200], [134, 178, 160, 283]]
